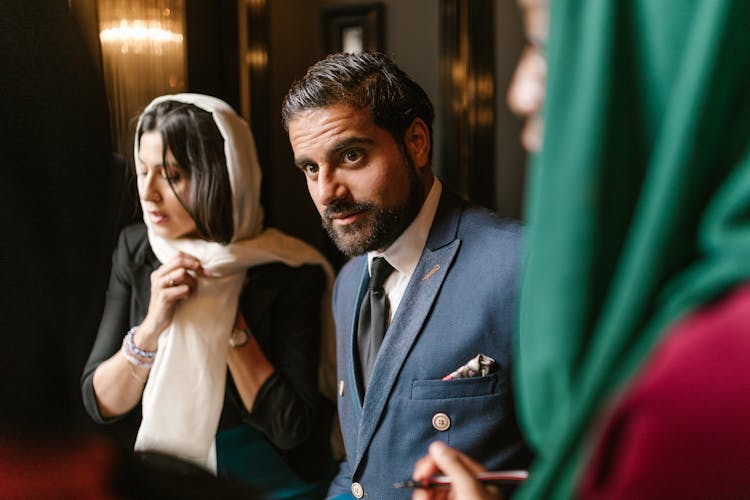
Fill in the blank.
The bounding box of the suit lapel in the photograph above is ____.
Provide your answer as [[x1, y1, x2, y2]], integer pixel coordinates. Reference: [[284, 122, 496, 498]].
[[353, 189, 465, 470]]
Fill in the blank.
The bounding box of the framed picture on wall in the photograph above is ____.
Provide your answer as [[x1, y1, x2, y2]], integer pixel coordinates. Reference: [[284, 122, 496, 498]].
[[322, 3, 384, 54]]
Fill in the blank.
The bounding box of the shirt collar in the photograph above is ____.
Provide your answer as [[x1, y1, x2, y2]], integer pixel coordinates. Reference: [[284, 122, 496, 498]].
[[367, 178, 442, 276]]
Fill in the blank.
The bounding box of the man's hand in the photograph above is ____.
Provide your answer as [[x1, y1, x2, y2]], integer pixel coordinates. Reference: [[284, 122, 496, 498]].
[[411, 441, 503, 500]]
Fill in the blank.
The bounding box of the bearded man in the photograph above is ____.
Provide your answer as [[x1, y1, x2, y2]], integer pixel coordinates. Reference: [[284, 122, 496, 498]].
[[283, 52, 531, 500]]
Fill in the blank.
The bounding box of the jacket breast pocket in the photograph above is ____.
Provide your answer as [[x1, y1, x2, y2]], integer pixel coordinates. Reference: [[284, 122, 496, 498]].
[[410, 373, 500, 400], [391, 374, 511, 458]]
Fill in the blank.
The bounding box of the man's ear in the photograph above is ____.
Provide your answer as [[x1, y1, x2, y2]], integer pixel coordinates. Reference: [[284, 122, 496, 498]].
[[404, 117, 431, 171]]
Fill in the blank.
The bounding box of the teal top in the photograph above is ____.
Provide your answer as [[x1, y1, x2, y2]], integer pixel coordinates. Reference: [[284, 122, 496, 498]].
[[217, 426, 332, 500]]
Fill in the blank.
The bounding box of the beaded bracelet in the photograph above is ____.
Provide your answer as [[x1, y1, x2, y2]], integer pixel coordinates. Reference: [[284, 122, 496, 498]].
[[125, 326, 156, 359], [122, 343, 154, 368], [121, 326, 156, 368]]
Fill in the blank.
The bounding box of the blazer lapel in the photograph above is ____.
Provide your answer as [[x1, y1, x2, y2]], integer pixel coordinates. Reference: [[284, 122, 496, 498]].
[[353, 189, 465, 470]]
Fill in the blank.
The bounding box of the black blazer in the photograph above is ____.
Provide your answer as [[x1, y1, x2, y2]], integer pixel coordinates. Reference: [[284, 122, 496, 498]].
[[81, 224, 334, 482]]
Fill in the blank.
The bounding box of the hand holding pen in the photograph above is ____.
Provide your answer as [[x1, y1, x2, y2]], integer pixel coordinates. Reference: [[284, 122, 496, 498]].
[[395, 470, 528, 490], [408, 441, 519, 500]]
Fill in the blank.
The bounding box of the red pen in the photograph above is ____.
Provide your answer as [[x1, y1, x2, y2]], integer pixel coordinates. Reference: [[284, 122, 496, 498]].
[[394, 469, 529, 489]]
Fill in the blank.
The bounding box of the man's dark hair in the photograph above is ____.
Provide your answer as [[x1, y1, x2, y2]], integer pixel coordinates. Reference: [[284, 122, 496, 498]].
[[137, 101, 234, 244], [282, 52, 434, 162]]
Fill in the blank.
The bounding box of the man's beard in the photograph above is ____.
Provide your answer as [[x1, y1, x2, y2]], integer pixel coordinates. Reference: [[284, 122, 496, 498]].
[[321, 163, 425, 257]]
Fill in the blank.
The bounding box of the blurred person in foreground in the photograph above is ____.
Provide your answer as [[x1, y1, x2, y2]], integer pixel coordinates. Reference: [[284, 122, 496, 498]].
[[412, 0, 750, 498]]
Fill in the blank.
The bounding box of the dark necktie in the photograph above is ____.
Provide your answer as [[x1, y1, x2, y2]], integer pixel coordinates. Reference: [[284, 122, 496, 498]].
[[357, 257, 395, 392]]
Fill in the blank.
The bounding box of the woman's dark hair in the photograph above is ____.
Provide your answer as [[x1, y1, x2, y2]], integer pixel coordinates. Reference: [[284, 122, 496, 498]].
[[137, 101, 234, 244], [281, 52, 434, 162]]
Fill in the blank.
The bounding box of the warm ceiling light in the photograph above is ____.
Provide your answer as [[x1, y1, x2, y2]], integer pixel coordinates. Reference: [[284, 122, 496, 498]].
[[99, 20, 184, 44], [96, 0, 186, 154]]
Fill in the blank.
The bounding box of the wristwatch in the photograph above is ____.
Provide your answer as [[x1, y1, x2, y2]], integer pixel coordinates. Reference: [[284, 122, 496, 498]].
[[229, 327, 250, 348]]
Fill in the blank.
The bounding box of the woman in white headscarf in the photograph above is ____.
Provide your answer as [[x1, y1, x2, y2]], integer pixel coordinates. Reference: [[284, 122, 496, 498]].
[[82, 94, 337, 499]]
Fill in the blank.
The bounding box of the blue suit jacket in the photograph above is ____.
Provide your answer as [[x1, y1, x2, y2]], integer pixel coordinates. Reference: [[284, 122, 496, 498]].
[[327, 189, 531, 499]]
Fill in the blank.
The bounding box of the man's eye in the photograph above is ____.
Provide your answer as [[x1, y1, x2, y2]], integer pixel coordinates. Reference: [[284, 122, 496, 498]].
[[344, 150, 361, 162], [303, 164, 319, 175]]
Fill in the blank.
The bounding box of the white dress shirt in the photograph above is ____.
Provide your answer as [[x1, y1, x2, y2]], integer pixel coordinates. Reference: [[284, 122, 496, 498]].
[[366, 178, 443, 326]]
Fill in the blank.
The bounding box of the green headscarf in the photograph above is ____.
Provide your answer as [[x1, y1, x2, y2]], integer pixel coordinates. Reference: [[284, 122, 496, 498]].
[[515, 0, 750, 498]]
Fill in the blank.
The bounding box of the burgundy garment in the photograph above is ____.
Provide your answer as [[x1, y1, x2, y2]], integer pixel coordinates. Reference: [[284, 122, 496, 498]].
[[0, 433, 259, 498], [0, 436, 116, 499], [579, 284, 750, 499]]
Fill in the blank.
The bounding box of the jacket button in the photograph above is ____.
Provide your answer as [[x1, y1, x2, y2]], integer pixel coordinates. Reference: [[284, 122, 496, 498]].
[[432, 412, 451, 431], [351, 482, 364, 498], [339, 380, 345, 397]]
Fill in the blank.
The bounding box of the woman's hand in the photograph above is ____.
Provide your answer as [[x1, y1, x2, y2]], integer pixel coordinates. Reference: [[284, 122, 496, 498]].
[[92, 252, 206, 417], [137, 252, 205, 349], [412, 442, 503, 500]]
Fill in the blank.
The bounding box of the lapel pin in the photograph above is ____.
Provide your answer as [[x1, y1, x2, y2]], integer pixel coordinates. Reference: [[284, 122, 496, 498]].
[[422, 264, 441, 281]]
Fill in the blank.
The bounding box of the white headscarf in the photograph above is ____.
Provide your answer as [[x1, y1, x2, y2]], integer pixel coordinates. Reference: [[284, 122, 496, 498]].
[[133, 93, 336, 471]]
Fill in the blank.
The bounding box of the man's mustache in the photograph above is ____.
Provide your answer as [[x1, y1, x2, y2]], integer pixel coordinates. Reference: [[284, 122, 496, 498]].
[[322, 200, 375, 220]]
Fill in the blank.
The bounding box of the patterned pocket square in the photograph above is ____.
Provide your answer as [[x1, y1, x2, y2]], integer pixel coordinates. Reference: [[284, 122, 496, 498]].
[[442, 353, 497, 380]]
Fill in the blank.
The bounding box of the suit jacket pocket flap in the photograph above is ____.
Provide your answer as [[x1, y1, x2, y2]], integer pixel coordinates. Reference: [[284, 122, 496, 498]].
[[410, 373, 499, 400]]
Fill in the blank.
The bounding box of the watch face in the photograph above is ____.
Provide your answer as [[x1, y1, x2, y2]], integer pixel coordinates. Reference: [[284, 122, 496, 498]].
[[229, 328, 249, 348]]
